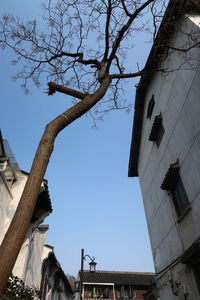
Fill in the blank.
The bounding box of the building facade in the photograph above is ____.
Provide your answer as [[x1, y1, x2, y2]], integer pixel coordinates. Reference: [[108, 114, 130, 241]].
[[0, 134, 52, 290], [78, 270, 155, 300], [40, 245, 74, 300], [0, 133, 73, 299], [129, 1, 200, 299]]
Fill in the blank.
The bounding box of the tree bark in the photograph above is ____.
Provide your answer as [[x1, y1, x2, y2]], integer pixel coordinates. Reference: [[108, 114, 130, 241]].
[[0, 76, 110, 293]]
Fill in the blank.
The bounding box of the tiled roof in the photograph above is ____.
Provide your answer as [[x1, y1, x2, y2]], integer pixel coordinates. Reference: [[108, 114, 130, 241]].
[[160, 161, 179, 190], [47, 251, 74, 293], [81, 271, 155, 287], [0, 130, 5, 157]]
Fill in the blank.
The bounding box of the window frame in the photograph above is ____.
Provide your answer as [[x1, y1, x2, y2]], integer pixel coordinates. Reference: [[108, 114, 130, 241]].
[[149, 113, 164, 148], [181, 239, 200, 295], [155, 122, 165, 147], [161, 162, 190, 220], [170, 175, 190, 219], [193, 260, 200, 294], [146, 95, 155, 119]]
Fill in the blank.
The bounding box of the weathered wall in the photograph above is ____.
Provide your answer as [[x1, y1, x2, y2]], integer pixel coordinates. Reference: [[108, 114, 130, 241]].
[[0, 171, 27, 245], [0, 174, 12, 244], [0, 141, 72, 300], [41, 245, 72, 300], [137, 15, 200, 298], [12, 226, 48, 290], [0, 156, 49, 292], [0, 167, 46, 289]]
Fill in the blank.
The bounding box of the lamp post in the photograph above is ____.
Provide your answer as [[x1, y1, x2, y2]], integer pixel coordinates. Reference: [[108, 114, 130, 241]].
[[80, 249, 97, 300]]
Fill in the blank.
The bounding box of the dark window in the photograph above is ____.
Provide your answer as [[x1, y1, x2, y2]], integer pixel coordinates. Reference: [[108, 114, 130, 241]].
[[103, 287, 109, 298], [147, 95, 155, 119], [115, 286, 121, 299], [170, 176, 190, 218], [181, 239, 200, 295], [193, 261, 200, 294], [86, 285, 113, 299], [120, 286, 132, 299], [124, 286, 130, 298], [149, 114, 164, 147], [156, 122, 165, 147], [161, 162, 190, 219]]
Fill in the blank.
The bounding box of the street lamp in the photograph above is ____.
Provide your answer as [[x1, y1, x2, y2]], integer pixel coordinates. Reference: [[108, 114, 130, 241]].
[[80, 249, 97, 300], [89, 260, 97, 273]]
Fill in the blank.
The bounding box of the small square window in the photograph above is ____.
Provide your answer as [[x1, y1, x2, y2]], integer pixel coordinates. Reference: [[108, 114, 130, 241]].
[[149, 114, 164, 147]]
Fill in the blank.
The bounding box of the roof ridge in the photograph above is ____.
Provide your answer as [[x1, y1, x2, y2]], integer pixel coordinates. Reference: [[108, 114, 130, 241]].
[[83, 270, 155, 275]]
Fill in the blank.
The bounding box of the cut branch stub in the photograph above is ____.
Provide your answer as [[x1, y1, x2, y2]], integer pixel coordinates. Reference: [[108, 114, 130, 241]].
[[48, 82, 87, 100]]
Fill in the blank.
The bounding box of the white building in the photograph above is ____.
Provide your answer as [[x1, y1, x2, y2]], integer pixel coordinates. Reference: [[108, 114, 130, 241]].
[[0, 133, 52, 290], [0, 133, 74, 299], [129, 1, 200, 299], [40, 245, 74, 300]]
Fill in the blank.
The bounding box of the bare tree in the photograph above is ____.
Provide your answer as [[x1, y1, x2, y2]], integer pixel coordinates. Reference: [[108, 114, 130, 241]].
[[0, 0, 170, 292]]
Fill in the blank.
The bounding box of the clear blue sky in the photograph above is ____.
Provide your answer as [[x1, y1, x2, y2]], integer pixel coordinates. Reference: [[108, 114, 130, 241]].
[[1, 0, 154, 276]]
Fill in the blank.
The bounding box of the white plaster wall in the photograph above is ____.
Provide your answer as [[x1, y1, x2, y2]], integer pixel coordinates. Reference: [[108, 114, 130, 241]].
[[12, 223, 48, 286], [189, 15, 200, 27], [0, 165, 51, 292], [0, 171, 28, 243], [139, 15, 200, 188], [0, 174, 12, 244], [0, 170, 42, 284], [139, 15, 200, 250], [136, 15, 200, 298], [0, 170, 31, 280], [42, 245, 54, 261], [12, 227, 33, 280], [156, 261, 200, 300], [24, 227, 48, 290], [1, 169, 71, 300]]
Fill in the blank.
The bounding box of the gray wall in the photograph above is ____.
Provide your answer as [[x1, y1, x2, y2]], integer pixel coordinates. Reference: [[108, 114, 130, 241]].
[[137, 15, 200, 299]]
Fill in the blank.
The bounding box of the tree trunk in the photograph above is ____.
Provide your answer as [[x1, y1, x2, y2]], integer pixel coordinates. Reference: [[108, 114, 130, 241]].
[[0, 76, 110, 293]]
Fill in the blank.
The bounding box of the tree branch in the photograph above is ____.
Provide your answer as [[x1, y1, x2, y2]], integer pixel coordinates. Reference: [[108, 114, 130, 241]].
[[167, 43, 200, 52], [47, 51, 83, 63], [48, 81, 87, 99], [121, 0, 132, 17], [110, 69, 145, 79], [106, 0, 155, 72], [103, 0, 112, 61], [77, 58, 101, 68]]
